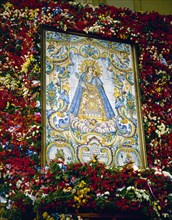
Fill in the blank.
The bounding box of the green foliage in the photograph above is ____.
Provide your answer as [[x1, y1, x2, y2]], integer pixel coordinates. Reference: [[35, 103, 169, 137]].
[[3, 192, 35, 220]]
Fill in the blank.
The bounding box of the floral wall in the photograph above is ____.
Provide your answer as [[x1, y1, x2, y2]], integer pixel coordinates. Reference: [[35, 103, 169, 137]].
[[0, 0, 171, 171], [0, 0, 172, 219]]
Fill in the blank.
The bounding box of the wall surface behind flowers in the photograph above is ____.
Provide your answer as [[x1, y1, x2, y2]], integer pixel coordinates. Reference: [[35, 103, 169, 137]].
[[76, 0, 172, 15], [0, 0, 171, 179]]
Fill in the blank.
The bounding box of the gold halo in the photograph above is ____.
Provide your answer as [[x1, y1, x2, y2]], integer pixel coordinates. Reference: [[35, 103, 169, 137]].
[[78, 59, 102, 76]]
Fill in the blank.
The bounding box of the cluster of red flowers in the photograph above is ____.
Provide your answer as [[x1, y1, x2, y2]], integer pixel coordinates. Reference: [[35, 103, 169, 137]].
[[27, 160, 172, 219]]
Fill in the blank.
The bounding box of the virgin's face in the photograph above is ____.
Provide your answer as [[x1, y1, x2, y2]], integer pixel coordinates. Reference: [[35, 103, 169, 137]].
[[88, 67, 93, 75]]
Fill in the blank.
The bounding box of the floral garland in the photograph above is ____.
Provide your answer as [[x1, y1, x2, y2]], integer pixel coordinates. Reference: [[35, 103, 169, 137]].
[[0, 0, 172, 219], [2, 158, 172, 220]]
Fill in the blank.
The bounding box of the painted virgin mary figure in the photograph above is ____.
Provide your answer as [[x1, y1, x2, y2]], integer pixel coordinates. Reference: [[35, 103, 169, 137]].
[[69, 60, 115, 122]]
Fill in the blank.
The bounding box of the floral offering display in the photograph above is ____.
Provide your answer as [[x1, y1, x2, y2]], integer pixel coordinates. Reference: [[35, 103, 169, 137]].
[[0, 0, 172, 219]]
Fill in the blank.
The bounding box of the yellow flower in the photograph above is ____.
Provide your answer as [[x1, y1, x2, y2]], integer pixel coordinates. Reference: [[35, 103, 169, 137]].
[[67, 186, 72, 191], [120, 34, 127, 39], [158, 205, 161, 210], [82, 199, 86, 204], [79, 180, 86, 188], [20, 55, 34, 73], [3, 2, 13, 9], [59, 214, 65, 220], [42, 212, 48, 219], [28, 9, 39, 20], [155, 87, 161, 92], [79, 194, 83, 198], [6, 102, 10, 108], [85, 188, 90, 192], [74, 196, 79, 202]]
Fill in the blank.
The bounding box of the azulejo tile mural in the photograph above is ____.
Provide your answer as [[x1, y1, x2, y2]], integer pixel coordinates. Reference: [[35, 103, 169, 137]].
[[42, 28, 146, 167]]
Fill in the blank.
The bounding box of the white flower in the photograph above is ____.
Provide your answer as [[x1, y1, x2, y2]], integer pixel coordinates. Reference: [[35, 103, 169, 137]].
[[133, 165, 139, 171], [16, 180, 22, 189], [126, 186, 134, 191], [162, 213, 169, 218], [155, 122, 169, 137], [162, 171, 172, 180], [0, 196, 7, 203], [117, 186, 125, 191], [36, 101, 40, 107], [126, 186, 150, 201]]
